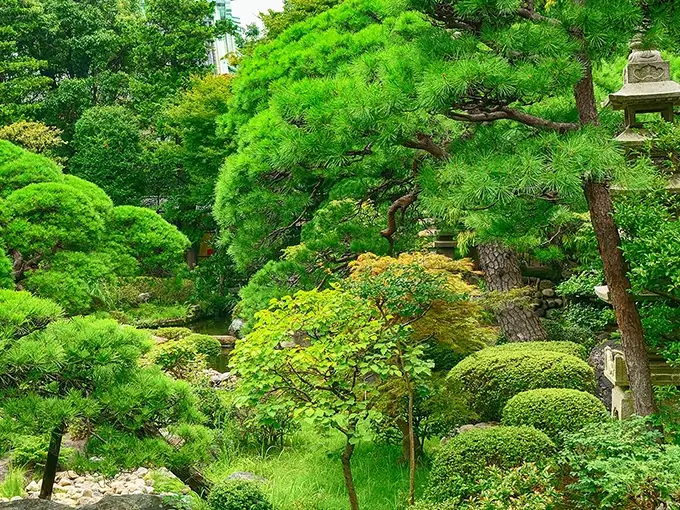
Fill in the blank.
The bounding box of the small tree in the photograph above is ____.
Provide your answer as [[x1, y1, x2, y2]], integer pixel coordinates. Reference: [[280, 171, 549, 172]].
[[0, 290, 209, 498], [231, 288, 406, 510], [348, 252, 494, 504]]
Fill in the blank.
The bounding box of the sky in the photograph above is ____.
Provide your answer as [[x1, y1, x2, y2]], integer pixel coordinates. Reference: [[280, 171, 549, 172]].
[[232, 0, 284, 28]]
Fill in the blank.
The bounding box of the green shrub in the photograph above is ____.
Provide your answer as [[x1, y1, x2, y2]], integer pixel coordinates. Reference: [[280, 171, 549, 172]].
[[154, 327, 193, 341], [186, 334, 222, 358], [448, 348, 595, 421], [426, 426, 555, 503], [106, 206, 189, 277], [0, 289, 63, 339], [488, 341, 588, 360], [502, 389, 607, 441], [207, 479, 273, 510], [416, 463, 559, 510], [559, 417, 680, 509], [146, 338, 206, 379], [0, 466, 25, 498], [0, 249, 13, 290]]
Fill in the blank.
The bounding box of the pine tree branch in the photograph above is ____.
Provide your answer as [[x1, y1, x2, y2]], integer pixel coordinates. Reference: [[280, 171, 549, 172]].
[[446, 107, 579, 133], [401, 133, 450, 159], [516, 8, 560, 25]]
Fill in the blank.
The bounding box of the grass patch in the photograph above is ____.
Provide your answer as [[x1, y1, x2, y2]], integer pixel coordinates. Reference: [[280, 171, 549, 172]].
[[0, 466, 26, 499], [208, 428, 430, 510]]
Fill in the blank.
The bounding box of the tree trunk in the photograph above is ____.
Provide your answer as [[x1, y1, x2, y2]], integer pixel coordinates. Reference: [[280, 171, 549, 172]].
[[584, 182, 656, 415], [478, 242, 548, 342], [407, 384, 416, 506], [168, 465, 212, 498], [574, 59, 656, 416], [396, 418, 422, 464], [39, 421, 64, 500], [341, 439, 360, 510]]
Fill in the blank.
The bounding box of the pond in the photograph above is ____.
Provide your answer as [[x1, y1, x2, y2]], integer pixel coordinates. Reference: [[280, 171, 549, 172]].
[[189, 317, 233, 373]]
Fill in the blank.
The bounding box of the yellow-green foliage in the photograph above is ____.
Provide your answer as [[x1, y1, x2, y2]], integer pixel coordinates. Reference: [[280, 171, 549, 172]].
[[145, 335, 216, 380], [426, 426, 555, 503], [154, 327, 193, 341], [502, 389, 607, 441], [448, 347, 596, 421], [349, 253, 497, 358]]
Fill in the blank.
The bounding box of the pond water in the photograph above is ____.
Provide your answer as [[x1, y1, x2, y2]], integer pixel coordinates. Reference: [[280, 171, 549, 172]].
[[189, 318, 233, 373]]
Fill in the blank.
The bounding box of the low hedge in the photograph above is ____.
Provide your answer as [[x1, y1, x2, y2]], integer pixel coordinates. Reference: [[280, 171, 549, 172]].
[[487, 341, 588, 360], [186, 333, 222, 358], [502, 388, 608, 441], [448, 348, 595, 421], [426, 426, 555, 503], [208, 479, 272, 510]]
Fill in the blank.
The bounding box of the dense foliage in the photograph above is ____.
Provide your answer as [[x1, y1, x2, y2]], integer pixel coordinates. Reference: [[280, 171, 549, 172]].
[[448, 346, 596, 421], [502, 389, 608, 442], [0, 141, 188, 313]]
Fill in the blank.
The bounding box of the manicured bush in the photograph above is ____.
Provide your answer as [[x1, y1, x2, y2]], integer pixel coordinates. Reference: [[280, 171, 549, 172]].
[[502, 389, 607, 441], [426, 426, 555, 503], [489, 341, 588, 360], [106, 206, 190, 277], [448, 348, 595, 421], [186, 334, 222, 358], [208, 479, 273, 510], [0, 140, 62, 198]]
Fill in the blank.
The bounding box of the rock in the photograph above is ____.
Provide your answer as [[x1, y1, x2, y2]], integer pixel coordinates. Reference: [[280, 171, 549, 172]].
[[137, 293, 151, 304], [553, 298, 563, 307], [81, 489, 93, 499], [535, 307, 546, 318], [134, 468, 148, 477], [228, 318, 245, 338], [533, 291, 544, 300], [538, 280, 554, 290], [457, 422, 497, 434], [151, 336, 168, 344], [212, 336, 236, 348], [9, 498, 21, 502], [25, 482, 40, 493], [541, 288, 555, 298]]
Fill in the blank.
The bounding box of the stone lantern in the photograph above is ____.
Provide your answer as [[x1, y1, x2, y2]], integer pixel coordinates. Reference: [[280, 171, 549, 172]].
[[608, 48, 680, 150]]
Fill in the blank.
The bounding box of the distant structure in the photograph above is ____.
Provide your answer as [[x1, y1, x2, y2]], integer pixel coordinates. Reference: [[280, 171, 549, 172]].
[[208, 0, 241, 75]]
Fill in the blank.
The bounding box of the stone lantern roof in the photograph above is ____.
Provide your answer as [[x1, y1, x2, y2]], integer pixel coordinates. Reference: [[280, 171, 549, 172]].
[[608, 49, 680, 148]]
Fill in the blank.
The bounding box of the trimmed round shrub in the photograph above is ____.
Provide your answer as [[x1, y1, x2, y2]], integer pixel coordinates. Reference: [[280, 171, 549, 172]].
[[153, 327, 192, 341], [208, 479, 273, 510], [489, 341, 588, 360], [426, 426, 555, 503], [502, 388, 608, 440], [448, 348, 596, 421], [187, 333, 222, 358]]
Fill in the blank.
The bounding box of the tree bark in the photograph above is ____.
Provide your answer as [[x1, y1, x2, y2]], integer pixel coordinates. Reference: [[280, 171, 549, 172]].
[[39, 421, 64, 500], [584, 182, 656, 415], [407, 384, 416, 506], [168, 465, 212, 498], [478, 242, 548, 342], [574, 59, 656, 416], [341, 439, 360, 510]]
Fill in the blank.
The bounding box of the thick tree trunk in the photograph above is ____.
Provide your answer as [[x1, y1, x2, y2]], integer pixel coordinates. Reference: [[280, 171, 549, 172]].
[[478, 242, 548, 342], [574, 60, 656, 416], [39, 422, 64, 500], [341, 440, 360, 510], [169, 465, 212, 497], [584, 182, 656, 415]]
